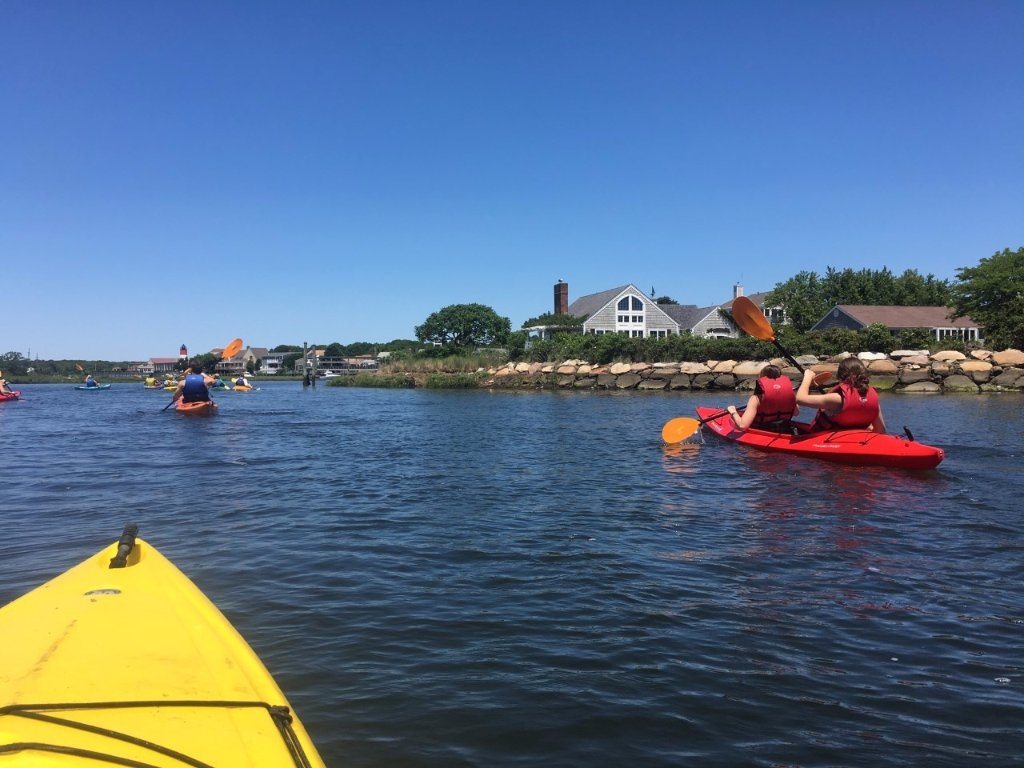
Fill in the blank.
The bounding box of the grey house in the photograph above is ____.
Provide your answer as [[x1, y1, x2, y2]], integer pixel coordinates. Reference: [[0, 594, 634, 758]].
[[526, 281, 778, 341], [810, 305, 982, 343]]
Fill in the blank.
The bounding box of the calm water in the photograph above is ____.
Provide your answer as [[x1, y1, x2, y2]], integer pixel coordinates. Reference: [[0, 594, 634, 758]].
[[1, 382, 1022, 767]]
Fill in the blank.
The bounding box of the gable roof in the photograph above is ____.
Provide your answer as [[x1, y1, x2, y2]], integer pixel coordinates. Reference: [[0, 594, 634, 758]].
[[819, 305, 978, 329], [661, 304, 723, 330], [721, 291, 770, 309], [567, 284, 632, 317]]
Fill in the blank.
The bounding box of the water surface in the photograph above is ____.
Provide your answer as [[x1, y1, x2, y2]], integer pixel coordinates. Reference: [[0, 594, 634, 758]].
[[1, 383, 1021, 766]]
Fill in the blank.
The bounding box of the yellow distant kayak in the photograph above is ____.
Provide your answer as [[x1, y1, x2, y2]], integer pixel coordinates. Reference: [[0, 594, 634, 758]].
[[0, 525, 326, 767]]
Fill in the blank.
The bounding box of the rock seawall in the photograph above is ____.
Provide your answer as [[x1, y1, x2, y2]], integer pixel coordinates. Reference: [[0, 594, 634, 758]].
[[483, 348, 1024, 393]]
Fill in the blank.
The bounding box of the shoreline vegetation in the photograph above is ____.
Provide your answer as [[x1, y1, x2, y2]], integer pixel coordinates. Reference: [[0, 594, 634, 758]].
[[331, 347, 1024, 393], [10, 348, 1023, 394]]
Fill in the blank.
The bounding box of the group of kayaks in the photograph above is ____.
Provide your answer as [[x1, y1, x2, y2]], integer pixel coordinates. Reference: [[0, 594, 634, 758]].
[[0, 525, 327, 766], [681, 406, 944, 470]]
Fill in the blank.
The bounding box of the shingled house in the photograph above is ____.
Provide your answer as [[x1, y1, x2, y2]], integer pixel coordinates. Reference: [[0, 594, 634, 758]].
[[810, 305, 982, 343]]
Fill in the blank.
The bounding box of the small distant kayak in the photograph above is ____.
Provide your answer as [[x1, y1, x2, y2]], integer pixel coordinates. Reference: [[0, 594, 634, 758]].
[[695, 406, 944, 470], [75, 384, 111, 390], [233, 383, 255, 392], [175, 399, 218, 416], [0, 391, 20, 402], [0, 525, 327, 766]]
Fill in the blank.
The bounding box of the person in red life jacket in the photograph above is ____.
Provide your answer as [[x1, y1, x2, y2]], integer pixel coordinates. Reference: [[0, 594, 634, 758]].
[[797, 357, 887, 433], [726, 364, 799, 432], [171, 360, 217, 405]]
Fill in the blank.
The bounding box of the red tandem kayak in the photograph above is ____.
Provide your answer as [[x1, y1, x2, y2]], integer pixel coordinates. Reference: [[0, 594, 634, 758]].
[[176, 399, 218, 416], [695, 406, 944, 470]]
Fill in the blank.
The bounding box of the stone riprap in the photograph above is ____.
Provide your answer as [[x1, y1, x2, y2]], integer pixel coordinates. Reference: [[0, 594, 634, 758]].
[[484, 349, 1024, 393]]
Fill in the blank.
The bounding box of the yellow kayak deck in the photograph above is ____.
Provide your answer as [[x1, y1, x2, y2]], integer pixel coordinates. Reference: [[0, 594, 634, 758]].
[[0, 529, 325, 767]]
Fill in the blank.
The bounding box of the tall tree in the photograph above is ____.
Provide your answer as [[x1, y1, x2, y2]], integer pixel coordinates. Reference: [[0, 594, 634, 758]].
[[415, 303, 511, 348], [767, 267, 952, 332], [949, 247, 1024, 349], [764, 271, 827, 333]]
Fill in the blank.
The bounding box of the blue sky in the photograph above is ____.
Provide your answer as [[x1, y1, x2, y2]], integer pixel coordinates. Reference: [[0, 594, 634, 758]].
[[3, 1, 1021, 361]]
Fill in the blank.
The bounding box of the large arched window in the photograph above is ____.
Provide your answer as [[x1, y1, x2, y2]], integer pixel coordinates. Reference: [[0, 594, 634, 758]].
[[616, 294, 645, 331]]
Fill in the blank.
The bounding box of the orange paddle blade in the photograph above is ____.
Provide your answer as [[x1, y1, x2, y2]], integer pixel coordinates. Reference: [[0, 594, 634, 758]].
[[813, 370, 836, 388], [731, 296, 776, 342], [221, 338, 244, 359], [661, 417, 701, 444]]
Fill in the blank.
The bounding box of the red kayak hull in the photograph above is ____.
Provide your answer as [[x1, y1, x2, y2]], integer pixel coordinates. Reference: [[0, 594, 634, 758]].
[[695, 407, 943, 470], [175, 399, 218, 416], [0, 391, 20, 402]]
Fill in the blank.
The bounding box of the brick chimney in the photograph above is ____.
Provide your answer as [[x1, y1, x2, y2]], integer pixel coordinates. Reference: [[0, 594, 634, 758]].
[[554, 280, 568, 315]]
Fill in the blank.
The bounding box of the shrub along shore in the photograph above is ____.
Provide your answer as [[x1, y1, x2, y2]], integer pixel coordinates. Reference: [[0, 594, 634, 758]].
[[332, 348, 1024, 392]]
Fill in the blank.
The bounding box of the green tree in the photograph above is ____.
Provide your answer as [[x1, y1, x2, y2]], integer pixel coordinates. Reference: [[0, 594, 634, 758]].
[[520, 312, 588, 330], [415, 303, 511, 348], [768, 267, 952, 333], [765, 271, 827, 333], [0, 351, 29, 376], [950, 247, 1024, 349]]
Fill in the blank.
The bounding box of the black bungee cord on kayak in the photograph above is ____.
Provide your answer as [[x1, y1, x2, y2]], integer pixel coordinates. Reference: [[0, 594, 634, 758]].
[[0, 701, 316, 768]]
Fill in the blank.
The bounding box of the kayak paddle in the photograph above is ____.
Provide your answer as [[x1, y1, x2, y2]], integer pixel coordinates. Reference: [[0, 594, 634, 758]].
[[731, 296, 837, 392], [662, 411, 731, 443], [731, 296, 805, 372]]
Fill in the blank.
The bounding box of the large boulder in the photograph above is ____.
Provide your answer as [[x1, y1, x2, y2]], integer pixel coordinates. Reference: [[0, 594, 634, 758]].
[[637, 379, 667, 390], [992, 349, 1024, 366], [615, 373, 642, 389], [679, 362, 712, 374], [891, 349, 929, 358], [900, 381, 941, 394], [733, 360, 768, 377], [958, 360, 993, 382], [988, 368, 1024, 389], [899, 368, 933, 384], [867, 359, 899, 374], [669, 374, 693, 390], [932, 350, 967, 361], [941, 375, 979, 393]]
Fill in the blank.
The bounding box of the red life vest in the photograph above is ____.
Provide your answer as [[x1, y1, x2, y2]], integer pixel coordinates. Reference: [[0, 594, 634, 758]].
[[812, 382, 879, 430], [753, 375, 796, 427]]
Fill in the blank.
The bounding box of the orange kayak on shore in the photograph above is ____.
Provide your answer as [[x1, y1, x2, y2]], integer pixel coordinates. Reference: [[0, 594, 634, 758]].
[[176, 399, 218, 416]]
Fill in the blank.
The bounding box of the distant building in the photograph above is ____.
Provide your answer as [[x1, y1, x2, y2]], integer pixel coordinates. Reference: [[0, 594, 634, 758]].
[[810, 305, 982, 343], [525, 280, 778, 341]]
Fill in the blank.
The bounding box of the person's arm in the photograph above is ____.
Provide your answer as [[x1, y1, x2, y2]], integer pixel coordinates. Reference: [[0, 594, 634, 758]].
[[796, 370, 840, 410], [870, 406, 887, 434], [727, 394, 760, 430]]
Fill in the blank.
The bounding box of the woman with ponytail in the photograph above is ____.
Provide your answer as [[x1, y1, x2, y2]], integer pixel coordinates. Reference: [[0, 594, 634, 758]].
[[797, 357, 887, 433]]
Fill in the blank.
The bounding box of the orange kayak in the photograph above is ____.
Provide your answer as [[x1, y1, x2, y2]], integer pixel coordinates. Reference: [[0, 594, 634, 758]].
[[176, 399, 218, 416]]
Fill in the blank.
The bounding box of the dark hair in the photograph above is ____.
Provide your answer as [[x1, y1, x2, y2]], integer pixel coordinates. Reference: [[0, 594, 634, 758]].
[[760, 364, 782, 378], [837, 357, 870, 396], [189, 359, 205, 374]]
